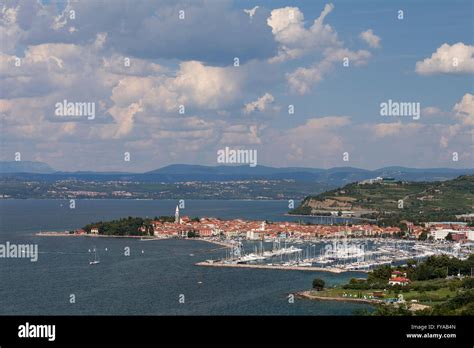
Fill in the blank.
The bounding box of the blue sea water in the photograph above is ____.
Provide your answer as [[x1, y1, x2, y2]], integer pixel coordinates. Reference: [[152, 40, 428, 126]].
[[0, 199, 371, 315]]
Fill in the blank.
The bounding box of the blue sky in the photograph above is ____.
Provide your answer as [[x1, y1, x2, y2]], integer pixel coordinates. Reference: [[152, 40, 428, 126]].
[[0, 0, 472, 171]]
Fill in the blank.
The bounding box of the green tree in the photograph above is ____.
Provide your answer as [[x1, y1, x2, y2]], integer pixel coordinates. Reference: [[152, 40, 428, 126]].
[[187, 230, 198, 238], [418, 231, 428, 240], [312, 278, 325, 291], [462, 277, 474, 289]]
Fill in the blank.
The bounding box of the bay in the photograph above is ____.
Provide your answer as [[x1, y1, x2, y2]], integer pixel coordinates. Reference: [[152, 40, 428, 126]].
[[0, 199, 371, 315]]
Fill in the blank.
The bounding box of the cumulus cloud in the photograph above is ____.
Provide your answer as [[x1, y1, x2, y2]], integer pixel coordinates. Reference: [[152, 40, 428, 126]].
[[112, 60, 240, 108], [415, 42, 474, 75], [0, 3, 22, 54], [287, 47, 371, 94], [421, 94, 473, 125], [371, 122, 424, 138], [7, 0, 276, 65], [220, 124, 261, 145], [0, 0, 271, 169], [453, 93, 474, 126], [422, 106, 444, 116], [0, 38, 244, 142], [105, 60, 243, 138], [262, 116, 351, 166], [0, 0, 471, 170], [292, 116, 351, 131], [266, 3, 372, 94], [266, 4, 339, 63], [172, 61, 242, 109], [367, 93, 473, 151], [243, 93, 275, 114], [438, 124, 462, 149], [359, 29, 381, 48]]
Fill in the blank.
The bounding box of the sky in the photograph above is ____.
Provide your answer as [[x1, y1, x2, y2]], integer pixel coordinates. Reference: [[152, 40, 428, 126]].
[[0, 0, 473, 172]]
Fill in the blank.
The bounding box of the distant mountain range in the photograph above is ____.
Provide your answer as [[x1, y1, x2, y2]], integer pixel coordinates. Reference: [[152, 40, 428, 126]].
[[1, 161, 473, 186], [0, 161, 55, 174]]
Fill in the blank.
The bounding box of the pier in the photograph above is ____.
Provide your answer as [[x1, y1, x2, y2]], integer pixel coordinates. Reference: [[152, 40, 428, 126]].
[[195, 261, 367, 274]]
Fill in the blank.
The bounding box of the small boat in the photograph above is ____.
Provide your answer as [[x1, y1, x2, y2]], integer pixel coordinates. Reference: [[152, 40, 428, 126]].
[[297, 262, 312, 267], [89, 247, 100, 265]]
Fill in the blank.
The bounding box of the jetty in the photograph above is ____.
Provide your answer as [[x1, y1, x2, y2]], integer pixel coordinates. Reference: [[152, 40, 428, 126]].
[[195, 261, 367, 274]]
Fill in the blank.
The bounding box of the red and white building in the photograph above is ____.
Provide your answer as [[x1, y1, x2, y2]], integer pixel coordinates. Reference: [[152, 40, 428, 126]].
[[388, 271, 411, 286]]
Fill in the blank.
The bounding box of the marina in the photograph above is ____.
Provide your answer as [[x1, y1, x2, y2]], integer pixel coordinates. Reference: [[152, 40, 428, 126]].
[[199, 237, 473, 273]]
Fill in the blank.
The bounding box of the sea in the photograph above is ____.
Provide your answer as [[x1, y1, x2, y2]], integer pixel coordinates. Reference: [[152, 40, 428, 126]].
[[0, 199, 372, 315]]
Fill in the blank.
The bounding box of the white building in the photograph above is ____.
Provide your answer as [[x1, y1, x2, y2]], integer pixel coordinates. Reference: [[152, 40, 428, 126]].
[[246, 230, 263, 240], [467, 231, 474, 241], [430, 229, 458, 240], [359, 176, 383, 185]]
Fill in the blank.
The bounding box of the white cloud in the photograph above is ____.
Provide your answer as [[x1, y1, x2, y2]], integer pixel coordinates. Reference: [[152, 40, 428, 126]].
[[368, 93, 473, 151], [243, 93, 275, 114], [266, 4, 372, 94], [359, 29, 381, 48], [266, 4, 339, 63], [453, 93, 474, 126], [171, 61, 242, 109], [0, 37, 244, 141], [244, 6, 259, 19], [421, 94, 473, 125], [220, 124, 261, 145], [292, 116, 351, 131], [9, 0, 276, 65], [371, 122, 424, 138], [287, 47, 371, 94], [262, 116, 351, 166], [439, 124, 462, 149], [0, 3, 22, 54], [0, 1, 471, 170], [107, 60, 243, 137], [422, 106, 443, 116], [104, 102, 143, 139], [415, 42, 474, 75]]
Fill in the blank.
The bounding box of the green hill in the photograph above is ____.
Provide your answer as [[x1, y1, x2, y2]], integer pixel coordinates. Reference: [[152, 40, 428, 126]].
[[290, 175, 474, 224]]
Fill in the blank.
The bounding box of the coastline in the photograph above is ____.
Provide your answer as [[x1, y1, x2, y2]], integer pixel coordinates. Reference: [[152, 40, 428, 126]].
[[296, 290, 380, 304], [295, 290, 431, 312], [284, 213, 377, 222], [34, 232, 233, 248], [35, 232, 155, 239]]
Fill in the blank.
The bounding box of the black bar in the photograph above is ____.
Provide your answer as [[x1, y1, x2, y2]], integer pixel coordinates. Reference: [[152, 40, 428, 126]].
[[0, 316, 471, 346]]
